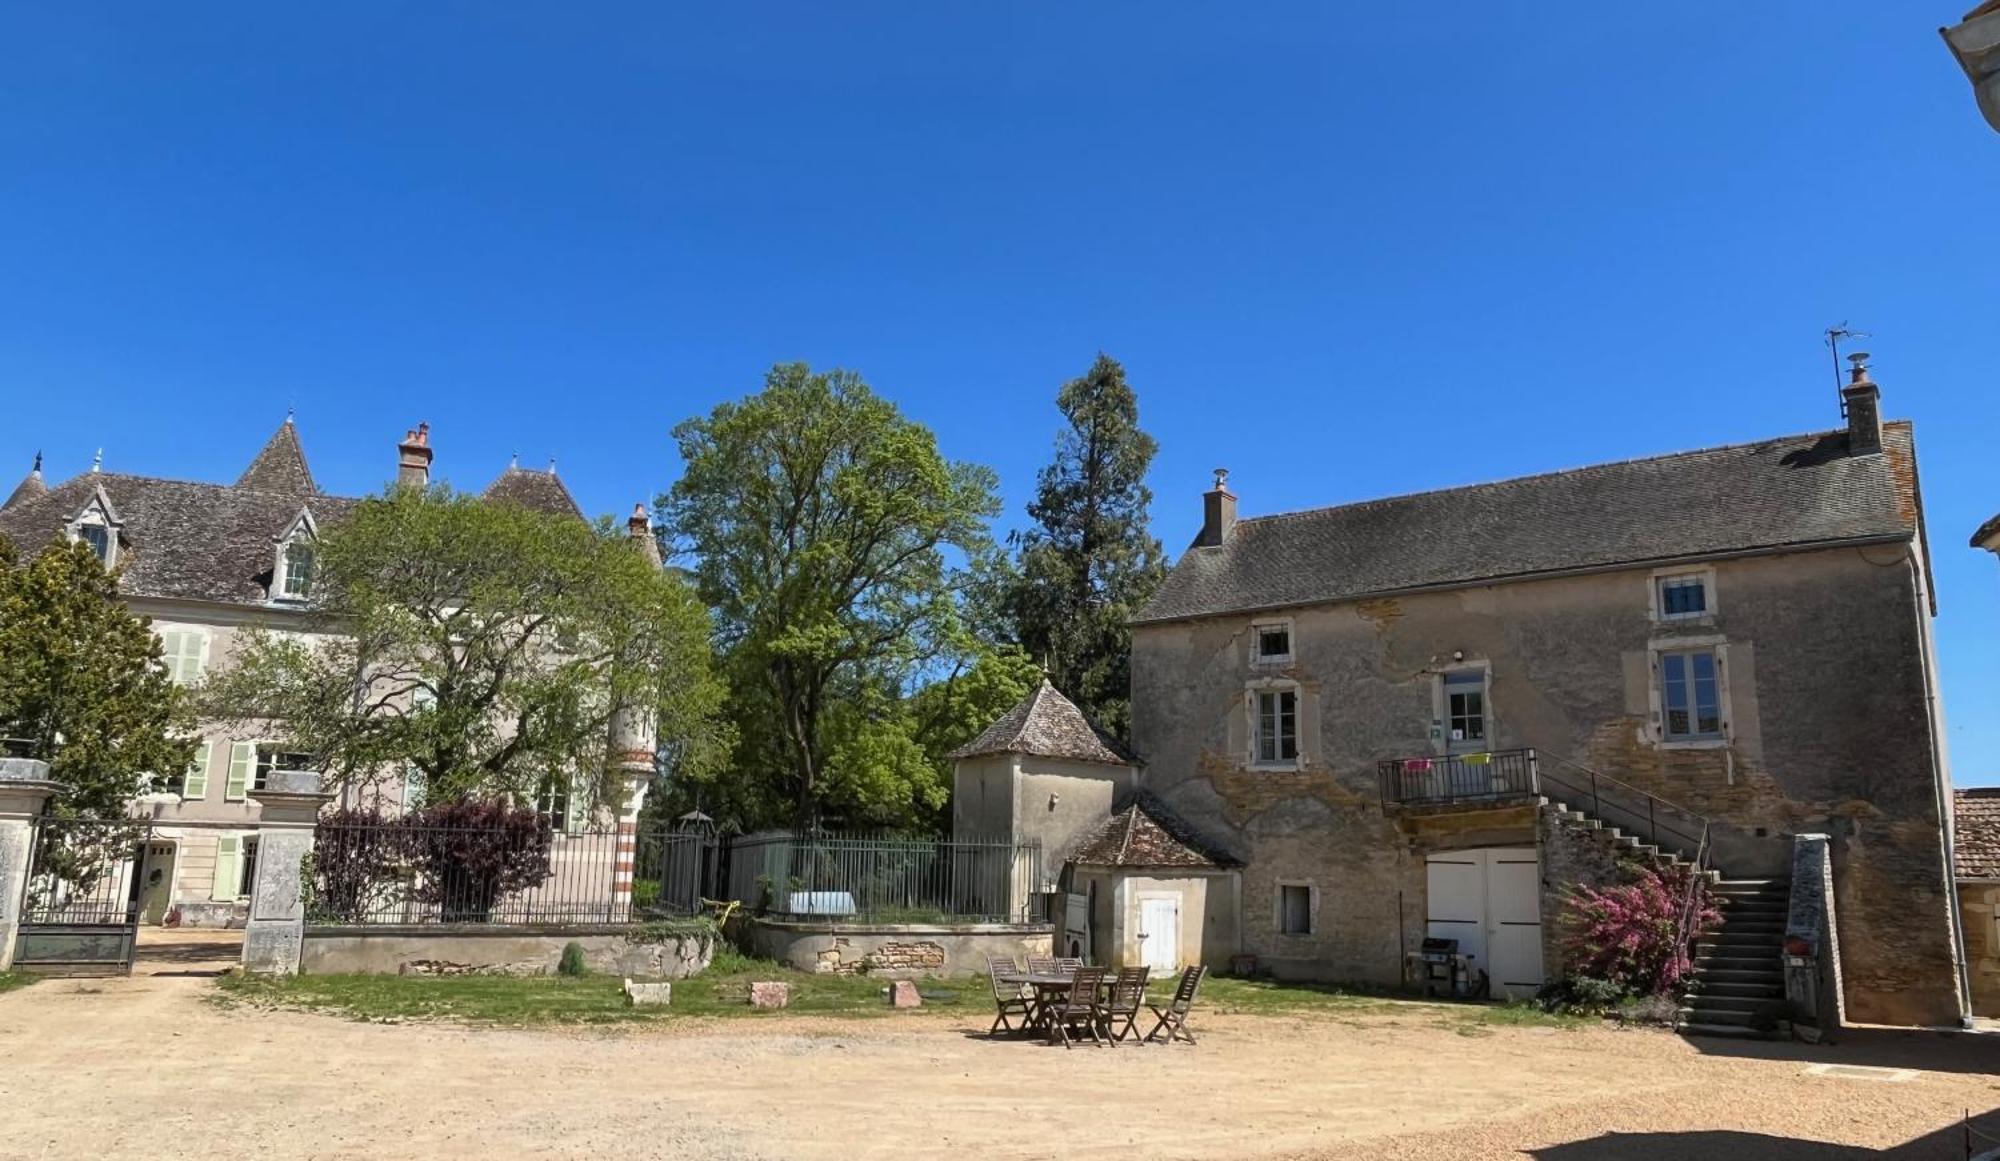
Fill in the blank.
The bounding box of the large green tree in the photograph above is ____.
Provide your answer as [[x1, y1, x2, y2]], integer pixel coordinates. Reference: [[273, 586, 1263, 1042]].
[[661, 363, 1003, 829], [201, 487, 727, 808], [0, 536, 196, 818], [1005, 353, 1166, 737]]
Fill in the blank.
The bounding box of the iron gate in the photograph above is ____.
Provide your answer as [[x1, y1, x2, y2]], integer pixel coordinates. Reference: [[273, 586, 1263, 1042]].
[[14, 816, 152, 976]]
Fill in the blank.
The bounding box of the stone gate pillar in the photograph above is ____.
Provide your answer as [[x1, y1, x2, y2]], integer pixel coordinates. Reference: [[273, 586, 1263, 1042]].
[[243, 770, 332, 975], [607, 703, 655, 917], [0, 759, 62, 972]]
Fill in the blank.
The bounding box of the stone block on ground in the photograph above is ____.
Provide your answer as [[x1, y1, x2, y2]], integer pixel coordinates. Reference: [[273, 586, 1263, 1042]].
[[624, 978, 672, 1007], [749, 981, 790, 1009], [887, 979, 922, 1008]]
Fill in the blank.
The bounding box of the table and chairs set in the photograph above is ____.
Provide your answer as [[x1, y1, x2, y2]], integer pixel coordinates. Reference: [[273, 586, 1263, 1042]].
[[985, 955, 1208, 1048]]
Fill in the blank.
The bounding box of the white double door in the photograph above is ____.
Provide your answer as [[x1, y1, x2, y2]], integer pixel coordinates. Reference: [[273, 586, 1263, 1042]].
[[1425, 847, 1544, 1000]]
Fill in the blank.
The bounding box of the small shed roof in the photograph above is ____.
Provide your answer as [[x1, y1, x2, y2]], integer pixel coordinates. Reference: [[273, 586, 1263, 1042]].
[[948, 680, 1138, 767], [1071, 796, 1235, 870], [1955, 788, 2000, 881]]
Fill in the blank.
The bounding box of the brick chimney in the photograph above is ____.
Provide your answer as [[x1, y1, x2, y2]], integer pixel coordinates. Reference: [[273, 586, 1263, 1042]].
[[1842, 354, 1881, 455], [1196, 468, 1237, 548], [397, 423, 433, 487]]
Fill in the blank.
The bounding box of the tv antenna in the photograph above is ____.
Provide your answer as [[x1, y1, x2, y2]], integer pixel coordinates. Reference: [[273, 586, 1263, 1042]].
[[1825, 323, 1870, 417]]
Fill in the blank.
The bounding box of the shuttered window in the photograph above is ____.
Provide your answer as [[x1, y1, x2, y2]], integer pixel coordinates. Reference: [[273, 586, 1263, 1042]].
[[157, 630, 209, 685], [211, 835, 242, 901], [225, 743, 254, 801], [183, 741, 212, 800]]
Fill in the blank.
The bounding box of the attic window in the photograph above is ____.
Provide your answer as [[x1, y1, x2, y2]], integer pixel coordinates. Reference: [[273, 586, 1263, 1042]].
[[1252, 620, 1293, 665], [278, 539, 315, 600], [78, 523, 112, 565]]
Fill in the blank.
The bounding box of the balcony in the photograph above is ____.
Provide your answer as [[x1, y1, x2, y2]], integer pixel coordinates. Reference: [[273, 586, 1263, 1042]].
[[1377, 748, 1540, 808]]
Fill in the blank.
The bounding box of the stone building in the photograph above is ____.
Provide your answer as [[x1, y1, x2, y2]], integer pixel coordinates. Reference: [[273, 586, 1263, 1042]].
[[1953, 788, 2000, 1017], [0, 419, 648, 928], [1112, 363, 1965, 1028]]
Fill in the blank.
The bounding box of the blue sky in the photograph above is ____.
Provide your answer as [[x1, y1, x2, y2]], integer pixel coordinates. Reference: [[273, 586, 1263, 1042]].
[[4, 5, 1997, 778]]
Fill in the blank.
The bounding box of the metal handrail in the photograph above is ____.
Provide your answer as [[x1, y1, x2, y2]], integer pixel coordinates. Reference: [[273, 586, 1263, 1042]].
[[1531, 749, 1712, 856], [1670, 821, 1713, 979]]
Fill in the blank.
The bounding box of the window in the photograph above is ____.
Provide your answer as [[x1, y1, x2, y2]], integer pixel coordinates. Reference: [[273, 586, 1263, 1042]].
[[1443, 669, 1486, 747], [279, 540, 315, 599], [1656, 573, 1709, 621], [78, 523, 111, 564], [158, 629, 208, 685], [1660, 648, 1723, 741], [536, 776, 572, 830], [401, 764, 427, 812], [1279, 884, 1312, 935], [1252, 619, 1293, 665], [238, 836, 261, 899], [182, 741, 211, 799], [253, 743, 316, 791], [1254, 688, 1299, 766]]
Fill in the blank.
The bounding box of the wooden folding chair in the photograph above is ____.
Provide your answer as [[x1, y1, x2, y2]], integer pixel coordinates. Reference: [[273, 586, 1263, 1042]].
[[1099, 966, 1150, 1044], [1048, 967, 1107, 1049], [986, 955, 1032, 1035], [1055, 957, 1084, 973], [1145, 965, 1208, 1046], [1026, 955, 1057, 975]]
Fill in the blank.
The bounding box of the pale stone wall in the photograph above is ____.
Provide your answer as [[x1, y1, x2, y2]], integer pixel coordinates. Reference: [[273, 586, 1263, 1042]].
[[301, 926, 715, 978], [1960, 883, 2000, 1018], [1132, 544, 1962, 1024], [736, 918, 1054, 978]]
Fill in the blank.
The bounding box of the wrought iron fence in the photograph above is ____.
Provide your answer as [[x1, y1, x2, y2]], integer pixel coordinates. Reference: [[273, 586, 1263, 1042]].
[[722, 831, 1042, 924], [21, 816, 150, 924], [1377, 748, 1540, 806], [307, 818, 713, 926]]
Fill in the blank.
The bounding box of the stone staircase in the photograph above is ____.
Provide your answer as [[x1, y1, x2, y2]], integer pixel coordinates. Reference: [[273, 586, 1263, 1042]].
[[1678, 878, 1791, 1039]]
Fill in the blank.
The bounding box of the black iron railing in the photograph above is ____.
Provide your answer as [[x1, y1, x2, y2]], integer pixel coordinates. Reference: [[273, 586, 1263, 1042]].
[[21, 816, 150, 924], [1377, 748, 1540, 806], [723, 832, 1043, 924]]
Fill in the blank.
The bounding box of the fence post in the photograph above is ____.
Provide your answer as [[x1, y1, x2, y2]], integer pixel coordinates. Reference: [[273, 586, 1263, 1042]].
[[0, 759, 62, 972], [243, 770, 333, 975]]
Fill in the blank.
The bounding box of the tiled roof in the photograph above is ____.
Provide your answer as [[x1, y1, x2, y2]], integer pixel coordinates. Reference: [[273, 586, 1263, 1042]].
[[1954, 789, 2000, 881], [1071, 796, 1235, 869], [948, 680, 1138, 766], [1138, 423, 1922, 624], [483, 465, 582, 518], [234, 421, 317, 495], [3, 455, 47, 511]]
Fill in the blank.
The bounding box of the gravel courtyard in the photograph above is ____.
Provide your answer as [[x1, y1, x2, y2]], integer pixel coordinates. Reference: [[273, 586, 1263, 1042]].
[[3, 946, 1998, 1160]]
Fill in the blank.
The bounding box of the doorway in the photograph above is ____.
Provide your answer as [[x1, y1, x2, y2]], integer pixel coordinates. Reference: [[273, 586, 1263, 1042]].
[[1425, 847, 1544, 999], [1139, 896, 1180, 973], [140, 840, 177, 925]]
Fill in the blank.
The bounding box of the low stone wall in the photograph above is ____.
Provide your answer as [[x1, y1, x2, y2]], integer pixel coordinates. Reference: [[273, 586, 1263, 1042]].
[[170, 901, 247, 930], [737, 917, 1053, 978], [300, 924, 714, 978]]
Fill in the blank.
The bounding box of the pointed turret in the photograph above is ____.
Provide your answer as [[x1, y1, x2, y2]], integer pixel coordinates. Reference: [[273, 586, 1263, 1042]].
[[3, 452, 47, 511], [236, 418, 318, 495], [482, 462, 582, 519], [627, 503, 663, 569]]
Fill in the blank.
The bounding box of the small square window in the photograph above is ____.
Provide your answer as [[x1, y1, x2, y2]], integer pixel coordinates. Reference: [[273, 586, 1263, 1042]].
[[1255, 624, 1292, 663], [1279, 884, 1312, 935], [1658, 574, 1708, 620]]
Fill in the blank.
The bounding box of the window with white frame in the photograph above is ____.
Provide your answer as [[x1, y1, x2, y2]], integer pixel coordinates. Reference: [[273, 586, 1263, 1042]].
[[1252, 686, 1299, 766], [1659, 648, 1724, 741], [1278, 883, 1313, 935], [1252, 620, 1293, 665], [157, 629, 208, 685], [254, 743, 316, 792], [536, 775, 572, 830], [1656, 572, 1710, 621], [278, 538, 316, 599]]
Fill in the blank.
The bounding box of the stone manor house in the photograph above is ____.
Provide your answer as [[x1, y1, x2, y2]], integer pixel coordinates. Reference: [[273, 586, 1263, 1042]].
[[959, 362, 1968, 1031], [0, 419, 652, 929]]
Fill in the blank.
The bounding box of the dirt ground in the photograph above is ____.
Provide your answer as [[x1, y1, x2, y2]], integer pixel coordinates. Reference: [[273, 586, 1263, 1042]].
[[3, 933, 1999, 1160]]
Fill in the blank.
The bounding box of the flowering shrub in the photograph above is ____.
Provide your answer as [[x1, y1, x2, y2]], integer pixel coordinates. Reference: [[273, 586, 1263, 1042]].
[[309, 807, 405, 923], [1561, 864, 1721, 996], [402, 799, 554, 923]]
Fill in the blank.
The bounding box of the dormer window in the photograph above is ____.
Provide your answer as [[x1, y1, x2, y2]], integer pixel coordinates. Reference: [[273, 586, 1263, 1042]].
[[280, 540, 316, 599], [66, 488, 122, 568], [78, 523, 111, 564]]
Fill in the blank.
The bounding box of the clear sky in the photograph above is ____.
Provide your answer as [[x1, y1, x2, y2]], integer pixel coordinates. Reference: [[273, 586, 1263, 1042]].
[[3, 5, 1997, 779]]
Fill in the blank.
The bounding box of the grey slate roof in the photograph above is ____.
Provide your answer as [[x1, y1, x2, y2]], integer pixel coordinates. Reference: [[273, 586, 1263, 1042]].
[[949, 680, 1139, 766], [1071, 795, 1235, 869], [3, 455, 47, 511], [1955, 789, 2000, 882], [234, 420, 318, 495], [483, 465, 583, 518], [1138, 422, 1923, 624]]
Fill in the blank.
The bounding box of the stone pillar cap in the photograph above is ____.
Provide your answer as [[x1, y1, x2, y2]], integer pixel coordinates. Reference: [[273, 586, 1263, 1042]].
[[0, 757, 61, 789]]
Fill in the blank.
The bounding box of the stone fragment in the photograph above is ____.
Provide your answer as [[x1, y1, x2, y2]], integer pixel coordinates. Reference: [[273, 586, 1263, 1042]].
[[624, 978, 672, 1007], [888, 979, 922, 1008], [749, 981, 791, 1009]]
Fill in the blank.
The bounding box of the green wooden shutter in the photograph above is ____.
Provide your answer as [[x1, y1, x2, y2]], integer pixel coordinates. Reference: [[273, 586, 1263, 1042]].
[[211, 835, 241, 901], [564, 778, 586, 834], [183, 741, 212, 799], [225, 743, 254, 800]]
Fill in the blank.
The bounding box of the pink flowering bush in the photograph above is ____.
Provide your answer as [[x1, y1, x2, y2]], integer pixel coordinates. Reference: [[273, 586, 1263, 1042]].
[[1561, 864, 1721, 996]]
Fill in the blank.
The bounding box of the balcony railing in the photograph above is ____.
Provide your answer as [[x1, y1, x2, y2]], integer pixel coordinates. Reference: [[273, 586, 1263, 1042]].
[[1377, 748, 1540, 806]]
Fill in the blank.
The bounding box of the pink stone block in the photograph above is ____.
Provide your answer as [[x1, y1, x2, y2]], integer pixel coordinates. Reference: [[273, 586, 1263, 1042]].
[[888, 979, 922, 1009], [749, 981, 790, 1009]]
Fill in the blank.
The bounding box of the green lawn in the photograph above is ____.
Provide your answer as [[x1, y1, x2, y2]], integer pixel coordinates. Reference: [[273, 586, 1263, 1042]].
[[212, 952, 1588, 1031], [0, 972, 36, 995]]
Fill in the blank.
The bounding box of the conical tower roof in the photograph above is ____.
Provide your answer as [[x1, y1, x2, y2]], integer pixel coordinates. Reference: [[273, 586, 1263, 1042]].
[[948, 679, 1138, 766], [235, 418, 317, 495], [3, 452, 47, 511]]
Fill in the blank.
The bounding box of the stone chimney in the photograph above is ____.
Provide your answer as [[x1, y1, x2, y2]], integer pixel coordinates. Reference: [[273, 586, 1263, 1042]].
[[397, 423, 433, 487], [1196, 468, 1237, 548], [628, 503, 664, 568], [1841, 354, 1881, 456]]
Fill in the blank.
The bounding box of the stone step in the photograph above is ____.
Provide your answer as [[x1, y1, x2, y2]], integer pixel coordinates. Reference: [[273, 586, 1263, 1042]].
[[1693, 955, 1780, 974], [1683, 994, 1772, 1014], [1699, 932, 1784, 947], [1713, 880, 1790, 895], [1676, 1005, 1759, 1026], [1698, 980, 1786, 999], [1679, 1021, 1784, 1041]]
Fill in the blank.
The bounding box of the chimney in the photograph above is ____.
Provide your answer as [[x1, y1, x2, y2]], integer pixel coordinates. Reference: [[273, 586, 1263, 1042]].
[[1842, 354, 1881, 455], [627, 503, 664, 568], [397, 423, 433, 487], [1196, 468, 1237, 548]]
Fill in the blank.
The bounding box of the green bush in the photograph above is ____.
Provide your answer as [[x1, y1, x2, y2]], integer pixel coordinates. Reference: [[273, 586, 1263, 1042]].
[[1534, 975, 1628, 1015], [556, 940, 587, 978]]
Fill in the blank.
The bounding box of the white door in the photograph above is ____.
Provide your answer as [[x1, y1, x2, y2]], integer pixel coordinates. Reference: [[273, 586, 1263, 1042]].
[[1139, 897, 1180, 973], [1426, 848, 1544, 1000]]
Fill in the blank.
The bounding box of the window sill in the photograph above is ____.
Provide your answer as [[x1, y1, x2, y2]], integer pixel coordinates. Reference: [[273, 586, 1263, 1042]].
[[1251, 656, 1294, 668], [1657, 738, 1729, 751], [1248, 762, 1306, 773]]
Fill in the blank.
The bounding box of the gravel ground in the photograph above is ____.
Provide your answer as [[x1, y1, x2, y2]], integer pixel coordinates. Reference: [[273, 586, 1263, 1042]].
[[1, 940, 1996, 1159]]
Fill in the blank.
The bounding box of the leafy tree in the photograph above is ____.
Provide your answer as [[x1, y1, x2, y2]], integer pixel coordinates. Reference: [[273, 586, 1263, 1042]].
[[1005, 353, 1166, 737], [662, 363, 1002, 828], [0, 535, 196, 819], [201, 486, 728, 810]]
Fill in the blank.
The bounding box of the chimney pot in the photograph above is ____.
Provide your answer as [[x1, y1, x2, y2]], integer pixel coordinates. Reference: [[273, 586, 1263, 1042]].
[[1197, 468, 1237, 548], [397, 422, 434, 487], [1841, 359, 1882, 456]]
